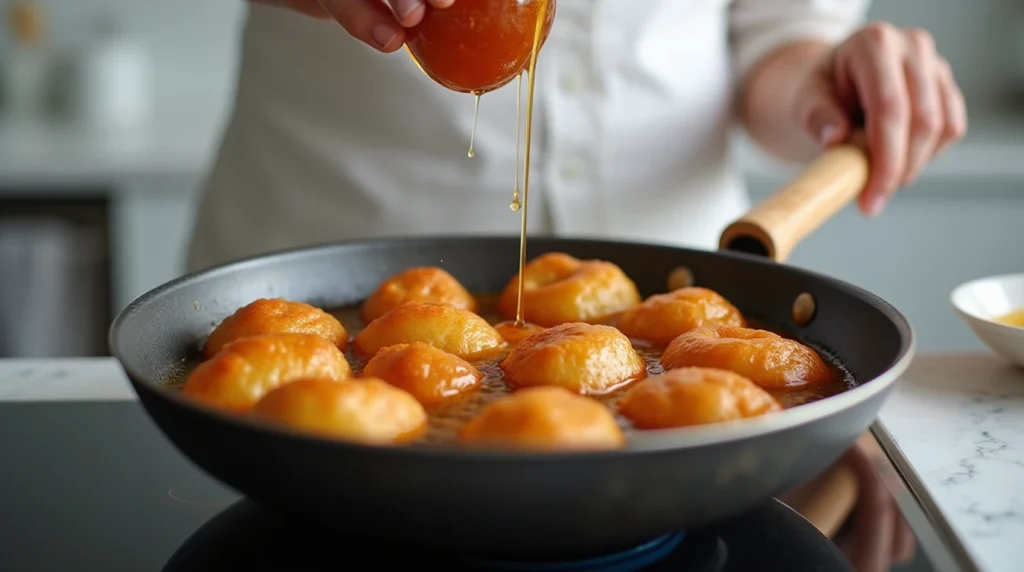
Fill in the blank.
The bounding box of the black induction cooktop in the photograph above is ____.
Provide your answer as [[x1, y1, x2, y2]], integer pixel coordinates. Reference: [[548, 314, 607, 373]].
[[0, 401, 854, 571]]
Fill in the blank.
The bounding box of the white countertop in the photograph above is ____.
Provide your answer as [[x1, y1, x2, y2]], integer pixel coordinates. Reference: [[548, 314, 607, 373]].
[[0, 106, 228, 186], [1, 352, 1021, 571]]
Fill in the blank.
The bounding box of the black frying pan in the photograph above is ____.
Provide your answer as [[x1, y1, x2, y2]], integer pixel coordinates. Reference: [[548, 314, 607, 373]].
[[109, 142, 914, 560]]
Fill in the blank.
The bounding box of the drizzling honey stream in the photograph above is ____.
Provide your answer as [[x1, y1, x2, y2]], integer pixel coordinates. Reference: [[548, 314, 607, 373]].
[[468, 91, 481, 158], [513, 0, 549, 327], [510, 72, 523, 212], [403, 0, 554, 327]]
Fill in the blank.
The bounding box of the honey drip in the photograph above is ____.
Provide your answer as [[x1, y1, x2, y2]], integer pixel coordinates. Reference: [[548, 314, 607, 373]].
[[510, 72, 523, 211], [514, 0, 549, 327], [403, 44, 426, 75], [468, 91, 482, 159]]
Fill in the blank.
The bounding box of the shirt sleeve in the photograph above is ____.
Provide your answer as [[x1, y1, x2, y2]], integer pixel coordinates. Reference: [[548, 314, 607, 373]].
[[729, 0, 872, 80]]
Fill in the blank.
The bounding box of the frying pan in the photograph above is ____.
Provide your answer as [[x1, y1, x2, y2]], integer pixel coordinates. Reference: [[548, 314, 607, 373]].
[[109, 141, 914, 560]]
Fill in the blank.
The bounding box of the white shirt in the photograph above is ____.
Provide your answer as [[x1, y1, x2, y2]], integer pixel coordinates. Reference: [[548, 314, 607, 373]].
[[186, 0, 868, 272]]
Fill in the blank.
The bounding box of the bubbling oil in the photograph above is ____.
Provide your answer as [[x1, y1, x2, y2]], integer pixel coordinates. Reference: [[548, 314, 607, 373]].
[[167, 300, 855, 446]]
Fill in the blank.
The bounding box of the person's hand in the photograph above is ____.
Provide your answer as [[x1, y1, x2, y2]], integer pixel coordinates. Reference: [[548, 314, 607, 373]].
[[835, 435, 917, 572], [792, 23, 968, 216], [250, 0, 455, 52]]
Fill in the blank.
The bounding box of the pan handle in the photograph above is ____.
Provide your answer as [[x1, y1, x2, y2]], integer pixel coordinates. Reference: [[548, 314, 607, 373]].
[[719, 134, 869, 262]]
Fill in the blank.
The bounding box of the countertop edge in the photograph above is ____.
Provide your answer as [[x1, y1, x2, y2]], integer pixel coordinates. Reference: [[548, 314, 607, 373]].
[[872, 421, 980, 572]]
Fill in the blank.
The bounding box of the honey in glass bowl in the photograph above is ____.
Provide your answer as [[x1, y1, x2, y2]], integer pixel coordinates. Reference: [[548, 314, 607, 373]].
[[404, 0, 557, 94]]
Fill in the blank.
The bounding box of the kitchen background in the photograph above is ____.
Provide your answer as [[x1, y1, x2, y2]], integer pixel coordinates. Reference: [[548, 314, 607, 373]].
[[0, 0, 1022, 358]]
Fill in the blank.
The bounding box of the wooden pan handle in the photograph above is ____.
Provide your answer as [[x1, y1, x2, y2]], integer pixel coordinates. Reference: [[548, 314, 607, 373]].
[[778, 451, 861, 538], [791, 461, 860, 538], [719, 135, 869, 262]]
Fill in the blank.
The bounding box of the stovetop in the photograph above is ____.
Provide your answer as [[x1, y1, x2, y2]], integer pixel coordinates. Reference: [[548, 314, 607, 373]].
[[0, 401, 854, 571], [165, 496, 852, 571]]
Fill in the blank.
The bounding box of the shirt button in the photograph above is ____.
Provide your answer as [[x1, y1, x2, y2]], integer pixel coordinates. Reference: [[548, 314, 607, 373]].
[[561, 159, 584, 180], [560, 73, 584, 93]]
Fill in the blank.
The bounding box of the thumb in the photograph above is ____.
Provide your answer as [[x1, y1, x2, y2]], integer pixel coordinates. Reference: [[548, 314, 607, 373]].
[[800, 90, 851, 148], [317, 0, 407, 52]]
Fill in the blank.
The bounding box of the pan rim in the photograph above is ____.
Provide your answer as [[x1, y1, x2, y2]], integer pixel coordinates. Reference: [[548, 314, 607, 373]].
[[110, 234, 916, 460]]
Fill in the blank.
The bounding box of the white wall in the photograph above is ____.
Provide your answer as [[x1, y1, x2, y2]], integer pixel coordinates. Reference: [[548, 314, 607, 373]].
[[865, 0, 1023, 110], [2, 0, 1019, 114], [0, 0, 245, 112]]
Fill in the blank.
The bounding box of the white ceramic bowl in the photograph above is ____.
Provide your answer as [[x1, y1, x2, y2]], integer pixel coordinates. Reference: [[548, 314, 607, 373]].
[[951, 273, 1024, 368]]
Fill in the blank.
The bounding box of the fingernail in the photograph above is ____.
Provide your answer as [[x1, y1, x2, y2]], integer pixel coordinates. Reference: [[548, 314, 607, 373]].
[[865, 194, 887, 217], [371, 23, 398, 48], [394, 0, 423, 19], [818, 122, 837, 146]]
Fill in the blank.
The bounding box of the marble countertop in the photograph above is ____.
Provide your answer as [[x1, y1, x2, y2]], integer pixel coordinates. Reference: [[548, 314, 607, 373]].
[[0, 352, 1021, 571], [874, 353, 1024, 572]]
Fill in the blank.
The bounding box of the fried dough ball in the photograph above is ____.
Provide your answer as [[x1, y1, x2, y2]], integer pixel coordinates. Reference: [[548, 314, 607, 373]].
[[619, 367, 782, 429], [661, 325, 832, 388], [459, 387, 625, 451], [617, 287, 744, 346], [361, 342, 483, 406], [493, 320, 546, 345], [353, 302, 505, 360], [497, 253, 641, 327], [253, 378, 427, 444], [500, 322, 646, 395], [181, 334, 353, 412], [361, 267, 477, 323], [203, 298, 348, 358]]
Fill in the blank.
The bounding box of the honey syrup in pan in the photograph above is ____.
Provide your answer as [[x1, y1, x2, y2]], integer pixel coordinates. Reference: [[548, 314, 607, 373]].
[[343, 300, 851, 445], [168, 298, 854, 446]]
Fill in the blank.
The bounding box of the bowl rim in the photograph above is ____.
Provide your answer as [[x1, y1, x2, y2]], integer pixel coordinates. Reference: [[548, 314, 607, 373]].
[[950, 272, 1024, 333]]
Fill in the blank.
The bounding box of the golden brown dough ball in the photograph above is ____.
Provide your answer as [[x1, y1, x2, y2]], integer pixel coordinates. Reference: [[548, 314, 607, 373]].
[[497, 253, 641, 327], [493, 320, 546, 346], [181, 334, 353, 412], [361, 342, 483, 406], [500, 322, 646, 395], [352, 302, 505, 360], [203, 298, 348, 359], [361, 267, 478, 323], [617, 287, 744, 346], [661, 325, 832, 389], [618, 367, 782, 429], [459, 387, 625, 451], [252, 378, 427, 444]]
